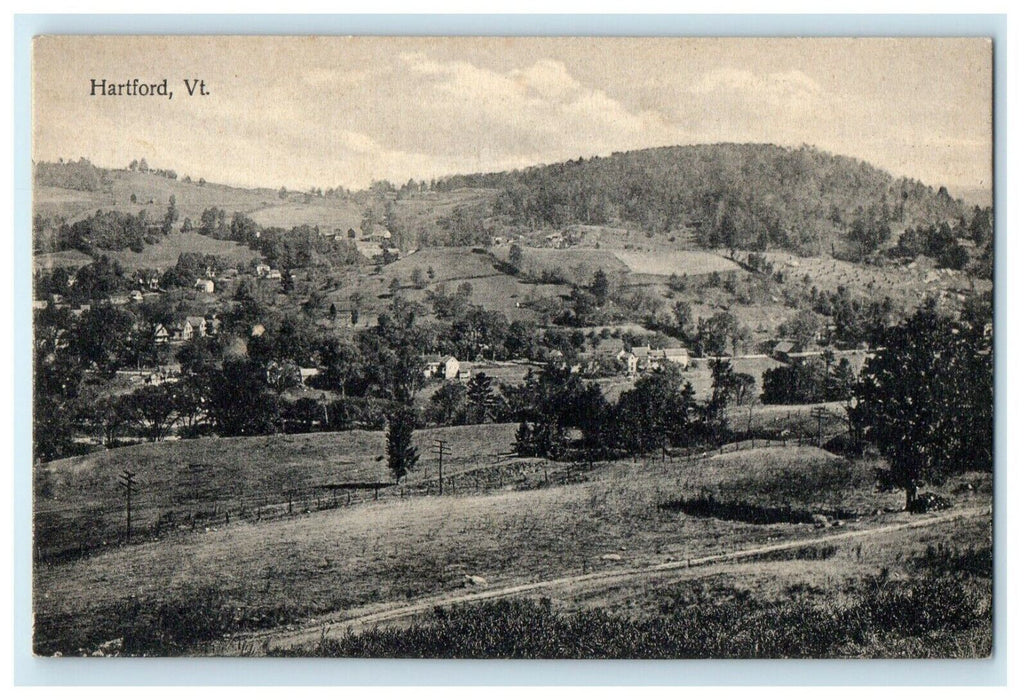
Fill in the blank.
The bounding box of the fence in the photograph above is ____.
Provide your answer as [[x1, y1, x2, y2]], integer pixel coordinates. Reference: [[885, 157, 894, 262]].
[[34, 431, 840, 564]]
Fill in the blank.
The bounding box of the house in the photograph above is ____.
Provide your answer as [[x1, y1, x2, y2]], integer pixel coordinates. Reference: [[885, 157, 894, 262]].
[[657, 347, 691, 368], [194, 278, 215, 294], [422, 354, 460, 380], [583, 338, 636, 375], [630, 345, 653, 371], [255, 263, 271, 277], [268, 269, 283, 280], [457, 369, 472, 382], [129, 290, 144, 303], [175, 316, 207, 341], [772, 340, 801, 362], [299, 367, 320, 384], [153, 324, 170, 345]]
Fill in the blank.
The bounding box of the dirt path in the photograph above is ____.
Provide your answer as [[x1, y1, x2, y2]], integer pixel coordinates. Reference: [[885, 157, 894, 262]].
[[218, 504, 991, 656]]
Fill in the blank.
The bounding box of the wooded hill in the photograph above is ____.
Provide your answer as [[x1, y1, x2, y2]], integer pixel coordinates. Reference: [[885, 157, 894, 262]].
[[434, 143, 978, 255]]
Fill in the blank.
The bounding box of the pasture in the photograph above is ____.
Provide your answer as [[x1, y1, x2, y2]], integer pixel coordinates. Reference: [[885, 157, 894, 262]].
[[249, 201, 363, 233], [33, 431, 991, 655], [613, 249, 740, 277], [104, 230, 258, 271]]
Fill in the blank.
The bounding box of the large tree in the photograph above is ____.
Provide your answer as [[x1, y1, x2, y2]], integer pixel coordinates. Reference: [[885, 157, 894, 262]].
[[120, 383, 180, 442], [850, 300, 992, 510], [386, 406, 420, 482]]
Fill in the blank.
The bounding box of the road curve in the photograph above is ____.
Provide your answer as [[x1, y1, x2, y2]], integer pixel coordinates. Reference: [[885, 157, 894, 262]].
[[216, 504, 990, 656]]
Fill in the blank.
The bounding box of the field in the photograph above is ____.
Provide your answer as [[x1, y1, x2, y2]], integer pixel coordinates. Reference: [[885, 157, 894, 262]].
[[249, 201, 363, 233], [761, 251, 991, 315], [326, 247, 570, 322], [613, 249, 740, 277], [35, 424, 520, 560], [33, 249, 94, 272], [32, 429, 992, 655], [103, 230, 258, 271], [34, 171, 279, 226]]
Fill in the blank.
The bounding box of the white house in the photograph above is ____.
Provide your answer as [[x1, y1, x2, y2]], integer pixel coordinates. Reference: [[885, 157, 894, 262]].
[[657, 347, 691, 368], [422, 354, 460, 380], [194, 278, 215, 294]]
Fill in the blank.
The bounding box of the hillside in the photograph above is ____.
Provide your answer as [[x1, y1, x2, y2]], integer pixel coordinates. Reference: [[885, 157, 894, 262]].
[[432, 143, 977, 256]]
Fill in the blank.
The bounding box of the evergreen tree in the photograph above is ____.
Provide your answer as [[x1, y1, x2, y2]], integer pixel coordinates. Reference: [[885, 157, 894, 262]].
[[386, 406, 420, 482]]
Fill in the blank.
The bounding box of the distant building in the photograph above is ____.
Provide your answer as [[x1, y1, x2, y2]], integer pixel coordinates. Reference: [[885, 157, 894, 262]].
[[153, 324, 170, 345], [194, 278, 215, 294], [630, 345, 653, 371], [175, 316, 207, 341], [129, 290, 144, 303], [255, 263, 271, 277], [268, 269, 283, 280], [656, 347, 691, 368], [422, 354, 460, 380], [772, 340, 802, 362]]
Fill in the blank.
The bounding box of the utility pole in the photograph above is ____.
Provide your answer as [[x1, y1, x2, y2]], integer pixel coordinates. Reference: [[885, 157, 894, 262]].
[[433, 439, 452, 496], [118, 469, 137, 542], [810, 406, 832, 446]]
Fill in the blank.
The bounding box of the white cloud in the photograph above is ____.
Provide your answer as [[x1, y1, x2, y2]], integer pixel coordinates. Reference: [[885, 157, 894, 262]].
[[387, 52, 691, 168]]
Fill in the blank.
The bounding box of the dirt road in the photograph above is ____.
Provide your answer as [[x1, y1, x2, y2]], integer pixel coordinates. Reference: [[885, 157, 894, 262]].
[[218, 504, 990, 656]]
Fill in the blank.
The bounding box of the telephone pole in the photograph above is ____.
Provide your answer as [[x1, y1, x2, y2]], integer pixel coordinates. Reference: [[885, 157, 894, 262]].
[[118, 469, 137, 542], [433, 439, 452, 495], [810, 406, 833, 446]]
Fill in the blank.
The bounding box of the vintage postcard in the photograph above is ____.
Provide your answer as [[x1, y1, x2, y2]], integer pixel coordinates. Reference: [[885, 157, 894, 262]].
[[31, 36, 994, 658]]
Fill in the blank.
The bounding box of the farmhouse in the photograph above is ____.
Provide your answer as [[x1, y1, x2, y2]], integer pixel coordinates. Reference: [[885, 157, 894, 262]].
[[656, 347, 690, 368], [174, 316, 207, 341], [153, 324, 170, 345], [422, 354, 460, 380], [631, 345, 653, 371], [582, 338, 636, 375], [194, 278, 215, 294]]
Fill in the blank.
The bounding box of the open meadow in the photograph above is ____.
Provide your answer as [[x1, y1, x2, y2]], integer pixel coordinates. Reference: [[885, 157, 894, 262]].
[[33, 427, 991, 656]]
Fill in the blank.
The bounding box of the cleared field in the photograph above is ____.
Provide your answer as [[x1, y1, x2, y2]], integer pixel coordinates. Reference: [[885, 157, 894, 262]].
[[762, 251, 990, 314], [33, 249, 94, 272], [35, 424, 520, 559], [613, 249, 741, 276], [249, 201, 363, 233], [328, 248, 569, 322], [492, 245, 631, 283], [33, 439, 991, 655], [103, 231, 258, 271]]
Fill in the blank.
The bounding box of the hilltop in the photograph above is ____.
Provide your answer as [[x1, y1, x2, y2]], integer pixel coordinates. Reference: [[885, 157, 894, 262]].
[[429, 143, 981, 257]]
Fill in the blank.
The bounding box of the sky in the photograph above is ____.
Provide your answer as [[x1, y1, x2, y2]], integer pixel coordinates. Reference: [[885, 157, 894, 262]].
[[33, 36, 993, 193]]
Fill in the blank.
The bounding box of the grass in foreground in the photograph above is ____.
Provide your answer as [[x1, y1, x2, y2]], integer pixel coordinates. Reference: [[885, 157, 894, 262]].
[[282, 542, 992, 659]]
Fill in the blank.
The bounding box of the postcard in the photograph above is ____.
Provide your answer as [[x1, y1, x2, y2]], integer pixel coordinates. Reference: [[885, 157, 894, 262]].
[[30, 35, 994, 659]]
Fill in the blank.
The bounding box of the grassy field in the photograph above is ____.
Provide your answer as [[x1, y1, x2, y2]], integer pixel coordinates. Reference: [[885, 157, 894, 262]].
[[35, 424, 519, 560], [613, 249, 740, 276], [762, 251, 991, 314], [293, 515, 992, 658], [33, 430, 991, 654], [249, 201, 363, 233], [33, 249, 94, 272], [326, 247, 569, 322], [103, 230, 258, 271]]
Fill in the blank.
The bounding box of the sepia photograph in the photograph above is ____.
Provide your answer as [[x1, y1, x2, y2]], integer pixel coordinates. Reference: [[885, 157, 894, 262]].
[[29, 35, 995, 659]]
